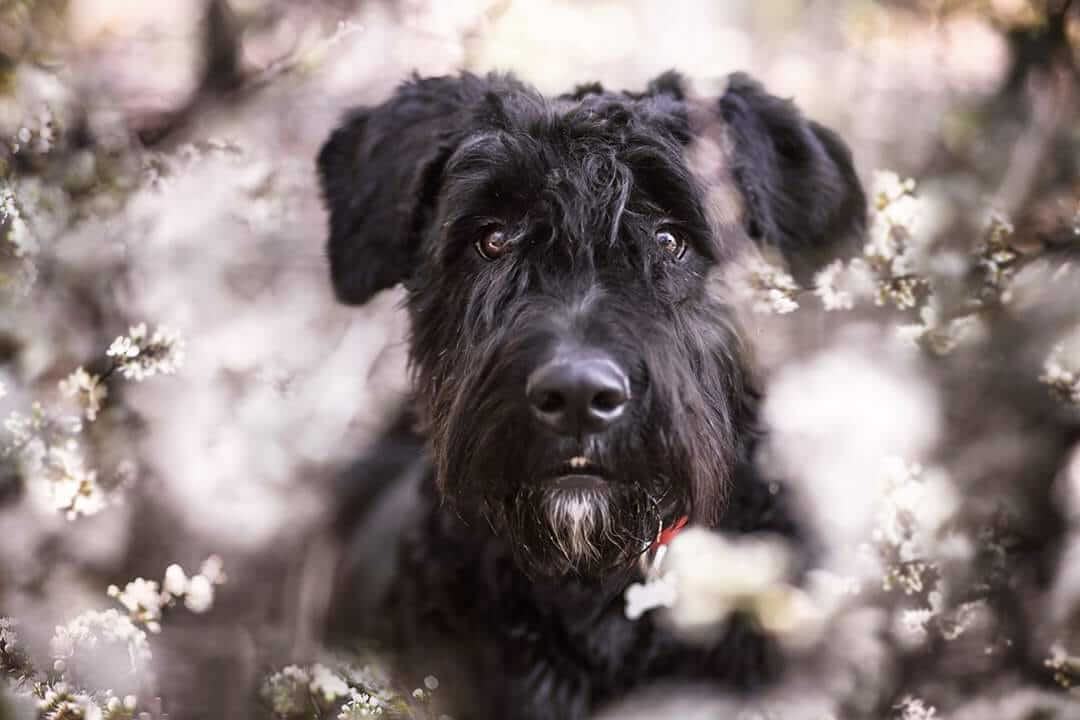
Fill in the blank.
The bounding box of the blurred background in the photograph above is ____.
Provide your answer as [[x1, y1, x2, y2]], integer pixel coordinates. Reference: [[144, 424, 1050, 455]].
[[1, 1, 1078, 718]]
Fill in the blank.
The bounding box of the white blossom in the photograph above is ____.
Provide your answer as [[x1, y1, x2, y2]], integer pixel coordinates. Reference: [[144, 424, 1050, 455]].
[[1041, 327, 1080, 405], [108, 578, 166, 632], [813, 258, 874, 310], [162, 564, 189, 597], [339, 689, 385, 718], [183, 574, 215, 613], [733, 256, 801, 314], [58, 367, 109, 421], [895, 695, 937, 720], [655, 527, 818, 640], [50, 609, 152, 675], [106, 323, 186, 381], [310, 663, 351, 701]]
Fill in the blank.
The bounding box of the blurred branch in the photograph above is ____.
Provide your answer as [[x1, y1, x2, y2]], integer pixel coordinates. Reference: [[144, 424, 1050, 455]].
[[1001, 0, 1078, 97], [137, 2, 361, 148], [137, 0, 245, 147]]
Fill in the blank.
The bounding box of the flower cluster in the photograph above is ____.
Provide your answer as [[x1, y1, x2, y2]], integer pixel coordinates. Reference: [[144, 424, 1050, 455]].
[[108, 556, 226, 633], [50, 609, 153, 680], [0, 178, 39, 297], [106, 324, 186, 382], [1041, 328, 1080, 405], [733, 255, 801, 314], [2, 321, 186, 521], [261, 661, 449, 720], [2, 403, 108, 519], [872, 459, 955, 596], [1044, 643, 1080, 693], [1, 557, 226, 717], [973, 213, 1019, 301], [36, 683, 138, 720], [894, 695, 937, 720], [59, 368, 109, 422], [625, 527, 819, 644]]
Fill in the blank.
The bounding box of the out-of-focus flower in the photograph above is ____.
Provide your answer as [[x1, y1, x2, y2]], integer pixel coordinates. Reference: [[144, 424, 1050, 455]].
[[59, 367, 109, 422], [814, 258, 875, 310], [1044, 643, 1080, 691], [108, 578, 166, 632], [40, 443, 107, 520], [1041, 328, 1080, 405], [262, 665, 312, 716], [111, 558, 226, 629], [863, 172, 930, 310], [162, 564, 189, 597], [50, 609, 152, 677], [311, 663, 351, 702], [338, 689, 385, 718], [651, 527, 819, 641], [897, 302, 984, 355], [732, 255, 800, 314], [894, 695, 937, 719], [624, 572, 678, 621], [974, 213, 1018, 300], [873, 459, 957, 595], [37, 685, 106, 720], [199, 554, 227, 585], [183, 574, 214, 613]]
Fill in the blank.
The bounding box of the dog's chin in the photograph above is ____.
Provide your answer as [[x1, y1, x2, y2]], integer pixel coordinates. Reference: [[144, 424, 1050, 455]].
[[504, 478, 657, 580]]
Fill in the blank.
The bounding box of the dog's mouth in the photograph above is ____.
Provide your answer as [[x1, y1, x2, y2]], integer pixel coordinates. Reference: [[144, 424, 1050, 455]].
[[544, 455, 608, 490]]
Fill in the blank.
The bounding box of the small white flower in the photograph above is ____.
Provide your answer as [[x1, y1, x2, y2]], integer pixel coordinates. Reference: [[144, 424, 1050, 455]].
[[733, 256, 801, 315], [162, 564, 189, 597], [894, 695, 937, 720], [624, 574, 678, 620], [310, 663, 350, 701], [200, 554, 227, 585], [108, 577, 166, 628], [50, 609, 152, 675], [183, 574, 214, 613], [424, 675, 440, 690], [58, 367, 108, 421]]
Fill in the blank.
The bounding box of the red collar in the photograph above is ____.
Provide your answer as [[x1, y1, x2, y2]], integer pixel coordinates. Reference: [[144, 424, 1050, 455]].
[[650, 515, 689, 551]]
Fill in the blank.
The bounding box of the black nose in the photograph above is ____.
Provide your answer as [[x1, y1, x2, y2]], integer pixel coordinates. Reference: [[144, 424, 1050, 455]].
[[526, 353, 630, 436]]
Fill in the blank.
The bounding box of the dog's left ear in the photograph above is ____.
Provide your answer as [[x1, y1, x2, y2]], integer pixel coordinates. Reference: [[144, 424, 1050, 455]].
[[715, 73, 866, 278]]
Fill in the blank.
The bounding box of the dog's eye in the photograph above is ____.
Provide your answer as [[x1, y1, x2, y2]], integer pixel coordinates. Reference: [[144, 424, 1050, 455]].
[[656, 230, 686, 259], [476, 229, 511, 261]]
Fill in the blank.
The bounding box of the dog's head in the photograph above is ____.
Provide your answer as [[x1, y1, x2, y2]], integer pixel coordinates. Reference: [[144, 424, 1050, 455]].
[[318, 71, 864, 579]]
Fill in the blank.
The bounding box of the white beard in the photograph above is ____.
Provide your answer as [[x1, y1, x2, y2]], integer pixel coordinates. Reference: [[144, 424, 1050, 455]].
[[542, 488, 613, 571]]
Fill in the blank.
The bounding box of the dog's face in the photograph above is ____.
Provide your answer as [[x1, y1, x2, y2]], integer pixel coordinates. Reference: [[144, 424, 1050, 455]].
[[318, 72, 864, 579]]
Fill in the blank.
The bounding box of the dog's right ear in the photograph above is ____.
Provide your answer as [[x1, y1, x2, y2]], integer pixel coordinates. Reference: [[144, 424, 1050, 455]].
[[317, 75, 480, 304]]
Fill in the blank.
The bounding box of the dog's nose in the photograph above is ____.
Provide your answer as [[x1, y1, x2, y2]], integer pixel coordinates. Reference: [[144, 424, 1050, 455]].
[[526, 354, 630, 435]]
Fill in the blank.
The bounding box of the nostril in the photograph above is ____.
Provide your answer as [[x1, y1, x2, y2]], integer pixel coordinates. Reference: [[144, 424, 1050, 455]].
[[536, 391, 566, 414], [591, 389, 626, 414]]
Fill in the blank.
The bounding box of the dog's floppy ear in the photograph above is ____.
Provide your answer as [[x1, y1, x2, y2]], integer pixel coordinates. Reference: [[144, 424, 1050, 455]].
[[718, 73, 866, 278], [317, 75, 482, 304]]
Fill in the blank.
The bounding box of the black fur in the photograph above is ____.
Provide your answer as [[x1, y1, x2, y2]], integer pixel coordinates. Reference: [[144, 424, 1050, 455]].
[[318, 71, 864, 719]]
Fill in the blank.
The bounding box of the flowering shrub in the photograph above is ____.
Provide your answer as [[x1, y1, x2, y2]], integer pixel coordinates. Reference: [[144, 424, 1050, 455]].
[[2, 2, 1080, 720]]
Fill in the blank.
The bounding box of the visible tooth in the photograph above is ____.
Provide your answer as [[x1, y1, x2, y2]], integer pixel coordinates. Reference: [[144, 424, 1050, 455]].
[[569, 456, 588, 468]]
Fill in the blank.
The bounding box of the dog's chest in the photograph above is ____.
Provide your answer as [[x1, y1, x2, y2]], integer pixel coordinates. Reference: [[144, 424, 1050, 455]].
[[389, 498, 705, 719]]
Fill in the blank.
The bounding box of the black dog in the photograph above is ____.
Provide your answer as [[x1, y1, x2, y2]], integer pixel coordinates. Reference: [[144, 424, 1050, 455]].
[[318, 70, 864, 719]]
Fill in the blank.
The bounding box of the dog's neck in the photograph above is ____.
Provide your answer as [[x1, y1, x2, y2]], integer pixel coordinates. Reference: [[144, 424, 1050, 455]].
[[524, 564, 639, 630]]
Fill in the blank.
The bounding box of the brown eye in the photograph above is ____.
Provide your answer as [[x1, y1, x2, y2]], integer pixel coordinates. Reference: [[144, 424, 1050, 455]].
[[656, 230, 686, 259], [476, 229, 511, 260]]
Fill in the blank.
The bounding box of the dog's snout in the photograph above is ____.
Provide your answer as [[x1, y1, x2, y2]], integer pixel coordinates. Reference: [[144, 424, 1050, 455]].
[[526, 353, 630, 435]]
